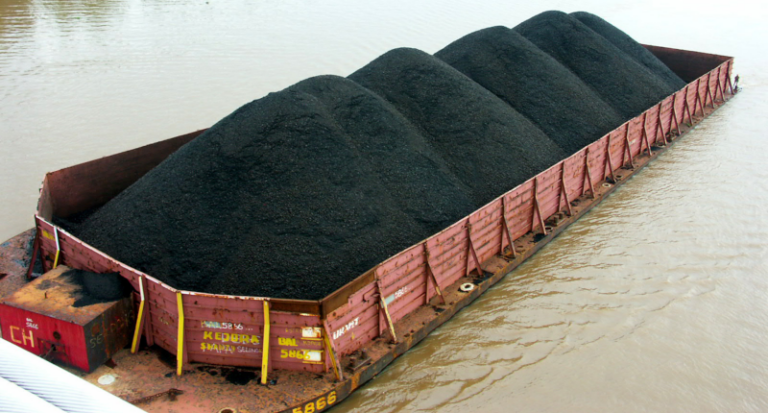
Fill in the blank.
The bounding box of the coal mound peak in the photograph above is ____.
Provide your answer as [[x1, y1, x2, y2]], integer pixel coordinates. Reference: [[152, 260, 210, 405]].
[[349, 47, 567, 206], [570, 11, 686, 91], [514, 10, 675, 119], [435, 26, 624, 154]]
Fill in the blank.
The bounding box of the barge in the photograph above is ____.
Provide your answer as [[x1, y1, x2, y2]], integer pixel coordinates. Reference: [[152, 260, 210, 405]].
[[0, 45, 736, 413]]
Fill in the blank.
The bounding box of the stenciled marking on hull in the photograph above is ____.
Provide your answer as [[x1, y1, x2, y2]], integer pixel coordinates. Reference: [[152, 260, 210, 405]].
[[333, 317, 359, 340], [202, 330, 261, 345]]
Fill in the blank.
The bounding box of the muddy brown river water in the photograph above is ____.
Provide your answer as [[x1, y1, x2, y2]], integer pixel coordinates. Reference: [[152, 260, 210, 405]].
[[1, 0, 767, 412]]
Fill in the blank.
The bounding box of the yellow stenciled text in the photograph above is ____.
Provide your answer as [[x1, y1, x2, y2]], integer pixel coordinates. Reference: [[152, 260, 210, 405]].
[[202, 330, 260, 345], [199, 342, 235, 353], [292, 391, 337, 413], [10, 326, 35, 348], [278, 337, 297, 346]]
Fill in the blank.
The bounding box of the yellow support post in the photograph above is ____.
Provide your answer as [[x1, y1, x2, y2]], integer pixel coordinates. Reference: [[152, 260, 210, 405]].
[[52, 227, 60, 269], [322, 324, 343, 381], [131, 276, 146, 353], [379, 295, 398, 343], [374, 277, 398, 343], [176, 292, 185, 376], [261, 301, 271, 385]]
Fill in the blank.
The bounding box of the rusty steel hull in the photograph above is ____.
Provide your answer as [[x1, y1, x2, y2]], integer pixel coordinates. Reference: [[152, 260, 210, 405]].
[[0, 265, 134, 372], [0, 45, 736, 412]]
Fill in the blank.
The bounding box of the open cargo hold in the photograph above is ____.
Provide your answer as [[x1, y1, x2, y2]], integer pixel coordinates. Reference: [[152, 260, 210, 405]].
[[0, 44, 734, 412], [57, 12, 692, 303]]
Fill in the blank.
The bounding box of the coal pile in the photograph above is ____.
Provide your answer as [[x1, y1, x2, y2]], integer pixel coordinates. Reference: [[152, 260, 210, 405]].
[[65, 11, 686, 300], [435, 26, 624, 154], [349, 47, 567, 206], [570, 12, 686, 91], [62, 269, 131, 308], [285, 75, 474, 233], [514, 11, 675, 119], [73, 75, 479, 299], [204, 76, 478, 297]]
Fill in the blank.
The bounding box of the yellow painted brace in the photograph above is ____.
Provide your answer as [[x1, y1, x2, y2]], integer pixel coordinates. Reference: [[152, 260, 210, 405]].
[[131, 276, 146, 353], [176, 292, 185, 376], [261, 301, 271, 385], [375, 277, 398, 343], [52, 227, 60, 269], [322, 326, 343, 381], [379, 295, 398, 343]]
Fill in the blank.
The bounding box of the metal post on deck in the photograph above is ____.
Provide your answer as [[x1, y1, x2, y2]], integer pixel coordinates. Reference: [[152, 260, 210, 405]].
[[465, 223, 483, 275], [52, 227, 61, 269], [714, 66, 725, 103], [423, 242, 446, 304], [704, 72, 715, 108], [26, 233, 40, 280], [559, 162, 573, 216], [131, 275, 147, 353], [682, 85, 694, 125], [375, 277, 398, 343], [261, 301, 271, 385], [668, 93, 681, 137], [500, 197, 518, 257], [623, 123, 634, 167], [642, 112, 657, 151], [693, 78, 705, 116], [176, 292, 185, 376], [582, 150, 595, 199], [655, 103, 669, 145], [724, 61, 735, 95], [531, 179, 547, 234], [603, 135, 617, 183], [322, 322, 343, 382]]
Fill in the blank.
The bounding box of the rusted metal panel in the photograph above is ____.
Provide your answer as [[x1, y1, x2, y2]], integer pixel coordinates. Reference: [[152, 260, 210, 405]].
[[564, 160, 587, 201], [31, 216, 326, 372], [184, 303, 265, 366], [183, 301, 326, 372], [323, 282, 379, 356], [44, 130, 205, 219], [269, 312, 325, 370], [381, 275, 426, 324], [0, 266, 134, 372], [377, 246, 426, 289], [320, 267, 376, 318], [643, 44, 730, 82], [429, 230, 470, 272], [628, 115, 646, 155], [606, 128, 625, 170], [0, 304, 87, 369], [83, 297, 133, 370], [378, 264, 423, 304], [650, 101, 667, 146], [328, 300, 379, 356], [37, 175, 54, 221]]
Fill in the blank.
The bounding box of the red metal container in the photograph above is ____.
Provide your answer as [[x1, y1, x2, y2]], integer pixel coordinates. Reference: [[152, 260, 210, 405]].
[[0, 267, 134, 372]]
